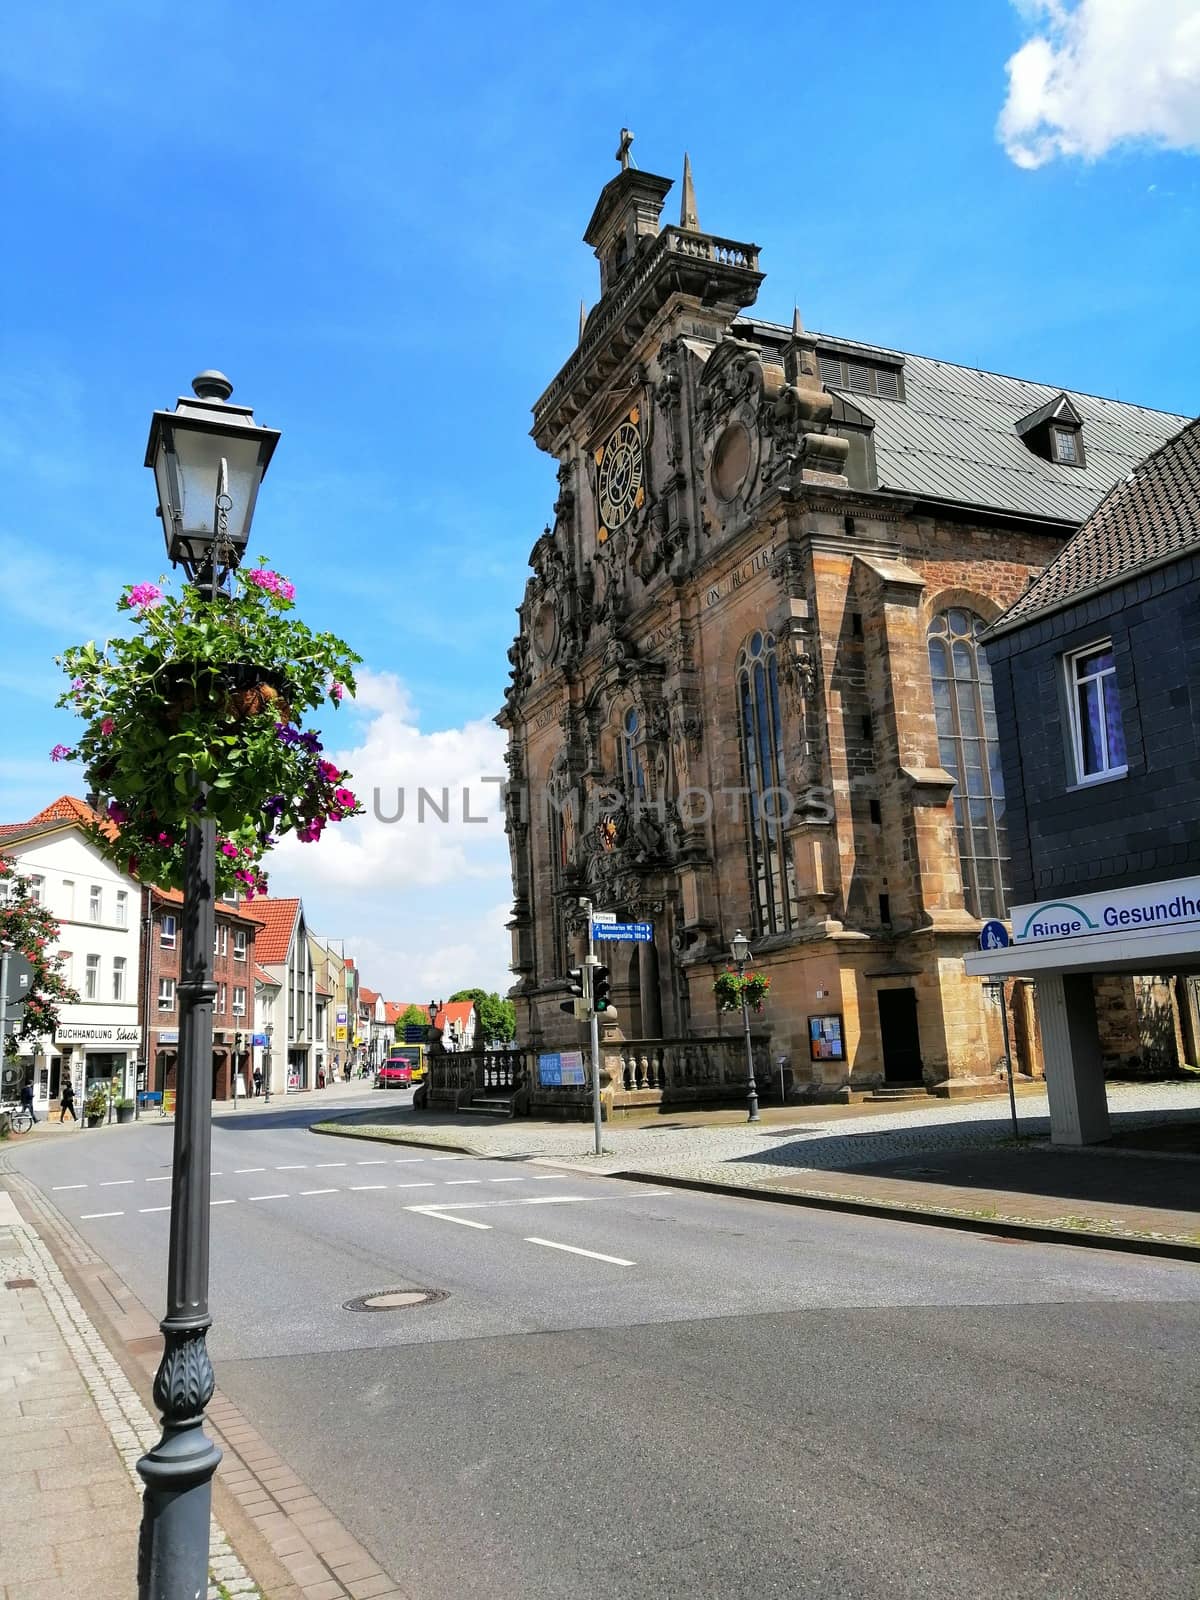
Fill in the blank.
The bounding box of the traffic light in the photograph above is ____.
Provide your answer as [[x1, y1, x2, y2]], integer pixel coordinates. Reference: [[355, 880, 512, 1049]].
[[560, 965, 590, 1016], [592, 965, 611, 1013]]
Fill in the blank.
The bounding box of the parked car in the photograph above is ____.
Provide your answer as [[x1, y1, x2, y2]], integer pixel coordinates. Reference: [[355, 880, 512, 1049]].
[[375, 1059, 412, 1089]]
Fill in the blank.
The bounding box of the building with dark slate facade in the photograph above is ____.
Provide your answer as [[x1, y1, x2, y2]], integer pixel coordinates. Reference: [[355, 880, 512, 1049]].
[[969, 418, 1200, 1141], [498, 137, 1189, 1116]]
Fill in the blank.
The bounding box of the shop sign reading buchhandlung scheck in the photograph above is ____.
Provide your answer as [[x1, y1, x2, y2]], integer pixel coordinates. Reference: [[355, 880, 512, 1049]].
[[56, 1023, 143, 1045]]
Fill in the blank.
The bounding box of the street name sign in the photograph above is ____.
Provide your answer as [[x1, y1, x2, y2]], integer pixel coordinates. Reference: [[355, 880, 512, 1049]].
[[591, 910, 618, 925], [594, 923, 653, 942]]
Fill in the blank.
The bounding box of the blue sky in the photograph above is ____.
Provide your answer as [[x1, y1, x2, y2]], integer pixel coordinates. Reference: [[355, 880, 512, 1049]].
[[1, 0, 1197, 998]]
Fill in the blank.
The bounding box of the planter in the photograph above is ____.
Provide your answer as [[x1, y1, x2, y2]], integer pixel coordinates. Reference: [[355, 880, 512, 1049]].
[[116, 1105, 134, 1124], [86, 1113, 104, 1128]]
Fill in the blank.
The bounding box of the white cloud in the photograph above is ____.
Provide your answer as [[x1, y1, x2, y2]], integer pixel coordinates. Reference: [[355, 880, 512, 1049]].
[[267, 669, 515, 999], [999, 0, 1200, 169]]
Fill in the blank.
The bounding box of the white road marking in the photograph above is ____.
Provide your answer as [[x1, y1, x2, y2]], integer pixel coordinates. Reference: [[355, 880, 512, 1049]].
[[356, 1159, 387, 1165], [430, 1154, 468, 1162], [249, 1193, 288, 1201], [211, 1199, 236, 1206], [408, 1208, 491, 1229], [443, 1179, 482, 1186], [81, 1211, 124, 1219], [139, 1206, 170, 1214], [52, 1184, 86, 1191], [391, 1158, 426, 1164], [300, 1188, 338, 1196], [350, 1184, 386, 1191], [235, 1167, 265, 1174], [393, 1181, 435, 1189], [276, 1164, 307, 1170], [525, 1237, 635, 1267], [529, 1174, 561, 1180], [146, 1176, 171, 1183], [100, 1180, 134, 1187], [489, 1177, 522, 1183], [211, 1172, 223, 1177], [314, 1162, 346, 1168]]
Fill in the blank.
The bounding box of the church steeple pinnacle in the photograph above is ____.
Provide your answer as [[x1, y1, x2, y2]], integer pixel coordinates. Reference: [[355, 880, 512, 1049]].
[[679, 153, 700, 232]]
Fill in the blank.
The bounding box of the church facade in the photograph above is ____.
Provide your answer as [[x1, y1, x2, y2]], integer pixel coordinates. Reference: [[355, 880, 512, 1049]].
[[497, 141, 1188, 1101]]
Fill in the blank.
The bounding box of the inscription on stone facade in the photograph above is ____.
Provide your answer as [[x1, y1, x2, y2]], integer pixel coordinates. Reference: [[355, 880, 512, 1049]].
[[704, 544, 775, 610]]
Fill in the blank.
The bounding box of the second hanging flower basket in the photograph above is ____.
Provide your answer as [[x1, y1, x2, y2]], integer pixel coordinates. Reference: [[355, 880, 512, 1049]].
[[714, 969, 772, 1013]]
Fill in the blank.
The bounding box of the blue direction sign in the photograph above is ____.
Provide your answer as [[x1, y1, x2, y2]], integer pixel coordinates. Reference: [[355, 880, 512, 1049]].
[[594, 922, 653, 942], [979, 919, 1010, 951]]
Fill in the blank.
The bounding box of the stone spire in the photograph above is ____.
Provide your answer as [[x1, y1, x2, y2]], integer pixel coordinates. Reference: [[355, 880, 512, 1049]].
[[579, 300, 588, 342], [783, 303, 816, 384], [679, 153, 700, 231]]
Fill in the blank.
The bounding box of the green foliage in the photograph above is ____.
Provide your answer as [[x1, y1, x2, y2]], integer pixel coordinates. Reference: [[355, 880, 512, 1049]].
[[448, 988, 516, 1045], [713, 969, 772, 1014], [0, 857, 79, 1049], [395, 1004, 428, 1039], [54, 562, 363, 896]]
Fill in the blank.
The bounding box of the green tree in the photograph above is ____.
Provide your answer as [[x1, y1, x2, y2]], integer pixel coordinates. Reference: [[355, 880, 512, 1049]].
[[1, 855, 79, 1055], [449, 989, 516, 1046], [395, 1004, 428, 1041]]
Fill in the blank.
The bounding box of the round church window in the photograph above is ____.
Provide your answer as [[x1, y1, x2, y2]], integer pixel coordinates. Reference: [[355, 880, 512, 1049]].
[[712, 423, 751, 501]]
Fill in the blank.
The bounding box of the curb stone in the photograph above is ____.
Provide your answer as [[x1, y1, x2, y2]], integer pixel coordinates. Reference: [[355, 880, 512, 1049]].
[[611, 1168, 1200, 1263]]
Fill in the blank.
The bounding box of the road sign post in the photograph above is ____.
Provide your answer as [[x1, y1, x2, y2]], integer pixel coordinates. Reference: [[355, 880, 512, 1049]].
[[978, 923, 1018, 1140]]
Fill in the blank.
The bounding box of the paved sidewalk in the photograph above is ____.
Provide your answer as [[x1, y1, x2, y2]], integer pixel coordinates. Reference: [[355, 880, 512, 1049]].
[[0, 1189, 260, 1600], [315, 1081, 1200, 1256]]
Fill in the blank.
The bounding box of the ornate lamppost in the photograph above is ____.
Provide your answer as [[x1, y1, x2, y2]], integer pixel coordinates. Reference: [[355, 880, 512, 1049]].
[[135, 372, 279, 1600], [730, 929, 760, 1123]]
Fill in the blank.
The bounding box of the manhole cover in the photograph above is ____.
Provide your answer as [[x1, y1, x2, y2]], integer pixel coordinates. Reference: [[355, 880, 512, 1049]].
[[342, 1288, 447, 1313]]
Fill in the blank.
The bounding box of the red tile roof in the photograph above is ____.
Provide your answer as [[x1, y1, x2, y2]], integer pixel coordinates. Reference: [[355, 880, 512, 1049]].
[[2, 795, 119, 845], [360, 987, 379, 1005], [243, 897, 301, 964], [150, 886, 261, 925], [383, 1002, 404, 1025], [254, 964, 279, 986], [435, 1001, 474, 1034]]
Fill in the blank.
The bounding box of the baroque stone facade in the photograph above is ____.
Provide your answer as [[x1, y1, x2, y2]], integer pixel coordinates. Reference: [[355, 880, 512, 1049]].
[[497, 142, 1187, 1099]]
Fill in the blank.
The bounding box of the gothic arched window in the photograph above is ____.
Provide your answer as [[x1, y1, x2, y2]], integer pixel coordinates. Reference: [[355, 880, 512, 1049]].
[[737, 631, 798, 934], [927, 608, 1010, 919]]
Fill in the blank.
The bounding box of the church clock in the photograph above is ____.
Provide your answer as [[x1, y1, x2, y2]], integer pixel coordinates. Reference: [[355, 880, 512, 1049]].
[[595, 408, 645, 537]]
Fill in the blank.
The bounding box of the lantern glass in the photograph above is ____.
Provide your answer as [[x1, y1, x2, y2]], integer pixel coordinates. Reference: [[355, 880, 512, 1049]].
[[730, 930, 751, 966]]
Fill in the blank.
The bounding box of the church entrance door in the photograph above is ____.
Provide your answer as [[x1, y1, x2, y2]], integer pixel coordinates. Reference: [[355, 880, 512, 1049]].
[[877, 989, 923, 1083]]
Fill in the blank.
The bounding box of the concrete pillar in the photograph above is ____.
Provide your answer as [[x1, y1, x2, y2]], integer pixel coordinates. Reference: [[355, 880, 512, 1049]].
[[1035, 972, 1111, 1145]]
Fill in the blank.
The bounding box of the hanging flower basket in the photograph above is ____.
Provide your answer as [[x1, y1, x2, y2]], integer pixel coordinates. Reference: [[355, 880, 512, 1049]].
[[713, 969, 772, 1013], [54, 562, 362, 896]]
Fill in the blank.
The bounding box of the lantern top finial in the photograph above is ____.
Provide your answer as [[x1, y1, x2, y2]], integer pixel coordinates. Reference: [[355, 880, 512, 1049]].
[[192, 370, 233, 402]]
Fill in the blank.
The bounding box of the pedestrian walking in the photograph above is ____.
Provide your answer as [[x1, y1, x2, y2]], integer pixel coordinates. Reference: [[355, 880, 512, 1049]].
[[59, 1080, 77, 1122], [253, 1068, 263, 1097], [19, 1079, 37, 1124]]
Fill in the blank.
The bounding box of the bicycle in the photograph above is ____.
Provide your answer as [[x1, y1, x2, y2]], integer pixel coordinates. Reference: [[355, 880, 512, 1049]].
[[1, 1102, 35, 1135]]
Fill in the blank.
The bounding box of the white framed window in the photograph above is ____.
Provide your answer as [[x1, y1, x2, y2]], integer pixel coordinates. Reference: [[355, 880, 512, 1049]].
[[233, 929, 247, 961], [85, 954, 100, 1000], [1053, 426, 1079, 464], [112, 956, 126, 1002], [219, 983, 227, 1015], [221, 926, 228, 957], [62, 879, 75, 917], [160, 914, 177, 949], [232, 986, 247, 1017], [27, 874, 45, 906], [158, 977, 176, 1012], [115, 890, 128, 928], [213, 925, 229, 957], [1066, 642, 1127, 783], [89, 885, 102, 922]]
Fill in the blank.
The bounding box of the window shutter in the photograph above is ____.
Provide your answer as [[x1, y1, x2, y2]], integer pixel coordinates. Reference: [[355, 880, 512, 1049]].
[[818, 355, 843, 386], [875, 369, 899, 400]]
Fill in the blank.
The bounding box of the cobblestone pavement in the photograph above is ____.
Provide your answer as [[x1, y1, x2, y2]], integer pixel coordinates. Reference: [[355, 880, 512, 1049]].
[[0, 1189, 261, 1600]]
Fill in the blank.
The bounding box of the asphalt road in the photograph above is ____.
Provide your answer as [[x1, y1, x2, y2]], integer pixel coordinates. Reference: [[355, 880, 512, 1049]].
[[8, 1095, 1200, 1600]]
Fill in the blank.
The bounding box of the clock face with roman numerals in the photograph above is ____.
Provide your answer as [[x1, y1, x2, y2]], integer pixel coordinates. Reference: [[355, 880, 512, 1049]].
[[595, 411, 645, 533]]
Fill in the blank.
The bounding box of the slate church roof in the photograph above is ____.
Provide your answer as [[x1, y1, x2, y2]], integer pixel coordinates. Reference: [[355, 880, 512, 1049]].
[[988, 416, 1200, 636], [737, 318, 1189, 526]]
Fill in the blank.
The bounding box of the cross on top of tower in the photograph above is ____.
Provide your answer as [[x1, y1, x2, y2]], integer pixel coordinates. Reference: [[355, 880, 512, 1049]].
[[615, 128, 635, 170]]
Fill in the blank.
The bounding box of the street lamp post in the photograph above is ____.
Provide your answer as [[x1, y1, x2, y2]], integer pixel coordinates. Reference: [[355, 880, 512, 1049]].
[[264, 1023, 273, 1103], [135, 372, 278, 1600], [730, 929, 760, 1123]]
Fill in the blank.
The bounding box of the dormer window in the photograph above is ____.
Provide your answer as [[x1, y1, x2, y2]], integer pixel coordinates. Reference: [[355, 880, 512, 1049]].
[[1053, 426, 1078, 465], [1016, 392, 1086, 468]]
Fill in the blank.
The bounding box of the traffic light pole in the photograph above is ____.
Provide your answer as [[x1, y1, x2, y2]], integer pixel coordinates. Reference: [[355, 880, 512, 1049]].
[[586, 914, 602, 1157]]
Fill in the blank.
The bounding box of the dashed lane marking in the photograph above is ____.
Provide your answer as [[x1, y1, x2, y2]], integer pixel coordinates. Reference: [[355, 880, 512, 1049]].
[[249, 1193, 288, 1202], [235, 1167, 265, 1174], [350, 1184, 386, 1191], [52, 1185, 86, 1191], [139, 1206, 170, 1214], [100, 1180, 134, 1187], [314, 1162, 346, 1168], [81, 1211, 124, 1219], [356, 1159, 387, 1165], [276, 1164, 307, 1170], [211, 1199, 236, 1206], [489, 1177, 522, 1183], [300, 1188, 339, 1196], [444, 1180, 482, 1186], [146, 1176, 171, 1183], [526, 1237, 635, 1267], [393, 1181, 435, 1189]]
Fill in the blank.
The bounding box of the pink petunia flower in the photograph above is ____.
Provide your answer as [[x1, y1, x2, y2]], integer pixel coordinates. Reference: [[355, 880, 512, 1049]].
[[333, 787, 356, 810], [318, 759, 340, 782], [100, 717, 115, 736], [330, 681, 344, 702], [50, 744, 73, 762], [128, 582, 163, 610]]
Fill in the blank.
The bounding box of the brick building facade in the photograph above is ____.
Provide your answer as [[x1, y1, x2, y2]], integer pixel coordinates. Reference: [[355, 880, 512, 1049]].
[[498, 142, 1187, 1105], [140, 887, 259, 1100]]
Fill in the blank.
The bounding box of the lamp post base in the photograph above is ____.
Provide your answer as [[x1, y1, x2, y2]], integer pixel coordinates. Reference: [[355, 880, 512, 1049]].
[[747, 1090, 760, 1123], [136, 1324, 222, 1600]]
